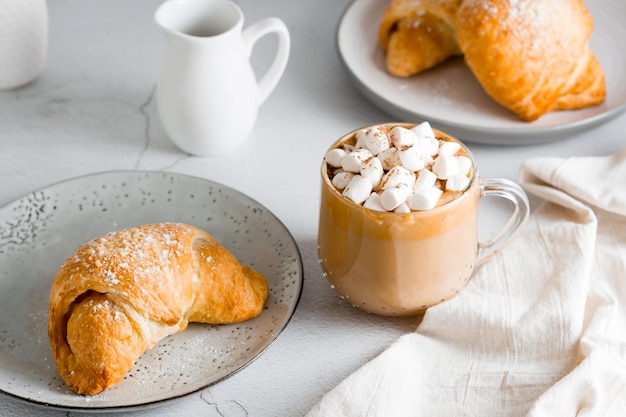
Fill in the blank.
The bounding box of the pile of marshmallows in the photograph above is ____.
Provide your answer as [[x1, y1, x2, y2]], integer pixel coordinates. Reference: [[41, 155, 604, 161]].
[[325, 122, 472, 212]]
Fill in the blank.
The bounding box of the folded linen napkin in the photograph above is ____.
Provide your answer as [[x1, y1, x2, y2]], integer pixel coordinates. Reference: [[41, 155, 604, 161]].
[[307, 148, 626, 417]]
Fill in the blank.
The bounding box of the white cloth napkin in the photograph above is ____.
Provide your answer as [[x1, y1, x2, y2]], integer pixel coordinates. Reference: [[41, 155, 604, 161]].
[[307, 148, 626, 417]]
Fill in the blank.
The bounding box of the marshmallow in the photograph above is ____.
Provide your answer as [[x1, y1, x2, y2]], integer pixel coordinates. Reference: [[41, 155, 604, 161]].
[[327, 122, 474, 213], [389, 127, 418, 150], [411, 121, 435, 139], [380, 165, 416, 190], [342, 149, 373, 173], [399, 146, 425, 172], [342, 175, 373, 205], [408, 187, 444, 211], [421, 153, 434, 168], [363, 192, 385, 212], [380, 184, 412, 211], [356, 125, 391, 156], [325, 148, 346, 168], [354, 132, 366, 149], [415, 135, 440, 157], [394, 202, 411, 213], [360, 156, 384, 187], [332, 171, 354, 190], [432, 155, 459, 179], [377, 147, 401, 171], [439, 141, 461, 156], [413, 169, 438, 193], [456, 156, 472, 176], [445, 174, 470, 191]]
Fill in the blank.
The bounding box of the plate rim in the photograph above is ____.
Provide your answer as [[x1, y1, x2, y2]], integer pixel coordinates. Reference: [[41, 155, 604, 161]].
[[336, 0, 626, 145], [0, 170, 304, 412]]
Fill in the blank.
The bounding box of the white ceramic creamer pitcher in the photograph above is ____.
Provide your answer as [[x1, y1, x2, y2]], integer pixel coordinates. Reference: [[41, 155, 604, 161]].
[[155, 0, 290, 156], [0, 0, 48, 90]]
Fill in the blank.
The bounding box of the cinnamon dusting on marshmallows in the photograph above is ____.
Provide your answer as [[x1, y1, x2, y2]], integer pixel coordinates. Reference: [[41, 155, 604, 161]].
[[324, 122, 473, 211]]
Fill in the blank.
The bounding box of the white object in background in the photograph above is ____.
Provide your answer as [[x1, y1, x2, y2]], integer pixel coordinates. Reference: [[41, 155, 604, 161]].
[[0, 0, 47, 90], [154, 0, 290, 156]]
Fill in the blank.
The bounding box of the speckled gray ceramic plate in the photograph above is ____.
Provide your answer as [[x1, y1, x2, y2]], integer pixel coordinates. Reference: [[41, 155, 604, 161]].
[[337, 0, 626, 144], [0, 171, 302, 412]]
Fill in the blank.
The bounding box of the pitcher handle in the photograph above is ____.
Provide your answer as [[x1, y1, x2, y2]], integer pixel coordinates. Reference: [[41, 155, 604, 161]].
[[242, 17, 290, 105], [476, 178, 530, 266]]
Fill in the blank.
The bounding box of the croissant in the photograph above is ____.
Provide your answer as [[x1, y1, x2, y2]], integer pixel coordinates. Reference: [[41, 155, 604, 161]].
[[378, 0, 606, 121], [456, 0, 606, 121], [48, 223, 268, 395], [379, 0, 463, 77]]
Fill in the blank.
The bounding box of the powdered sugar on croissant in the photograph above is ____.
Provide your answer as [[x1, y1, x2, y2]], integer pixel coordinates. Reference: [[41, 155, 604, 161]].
[[48, 223, 268, 395], [378, 0, 606, 121], [457, 0, 605, 121]]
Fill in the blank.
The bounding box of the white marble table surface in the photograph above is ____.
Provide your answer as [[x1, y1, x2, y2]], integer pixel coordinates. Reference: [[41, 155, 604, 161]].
[[1, 0, 624, 416]]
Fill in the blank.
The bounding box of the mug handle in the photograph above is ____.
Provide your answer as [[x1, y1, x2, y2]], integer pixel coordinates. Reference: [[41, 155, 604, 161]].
[[475, 178, 530, 266], [242, 17, 290, 105]]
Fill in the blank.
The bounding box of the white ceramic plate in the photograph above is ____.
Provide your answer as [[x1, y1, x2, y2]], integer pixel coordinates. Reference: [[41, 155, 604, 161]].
[[337, 0, 626, 144], [0, 171, 303, 412]]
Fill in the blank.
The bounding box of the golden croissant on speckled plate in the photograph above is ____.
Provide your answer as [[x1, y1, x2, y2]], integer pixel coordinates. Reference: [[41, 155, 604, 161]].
[[48, 223, 268, 395], [379, 0, 606, 121]]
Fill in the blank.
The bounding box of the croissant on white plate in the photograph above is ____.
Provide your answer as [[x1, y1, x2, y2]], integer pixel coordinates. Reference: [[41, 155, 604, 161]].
[[378, 0, 606, 121], [48, 223, 268, 395], [379, 0, 463, 77], [457, 0, 605, 121]]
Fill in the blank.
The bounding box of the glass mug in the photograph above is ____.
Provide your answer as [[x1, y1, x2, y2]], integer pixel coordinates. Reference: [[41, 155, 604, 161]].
[[318, 123, 529, 316]]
